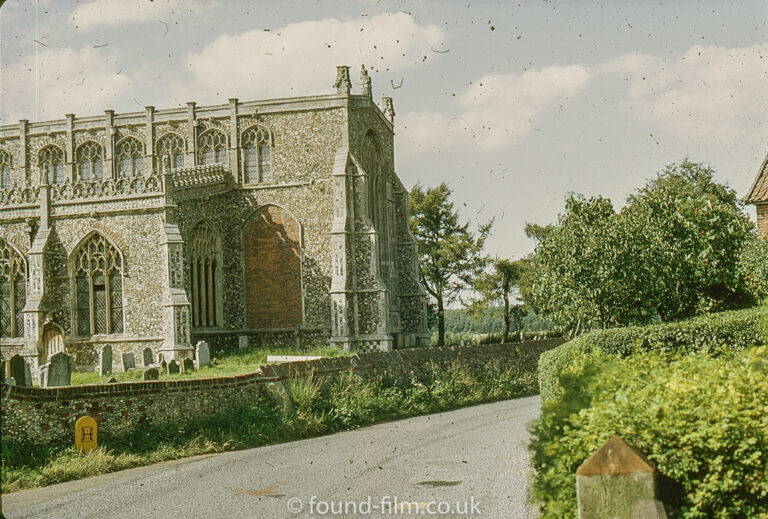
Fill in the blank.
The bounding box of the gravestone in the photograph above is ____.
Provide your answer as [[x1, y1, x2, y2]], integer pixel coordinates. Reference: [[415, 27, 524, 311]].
[[5, 377, 16, 386], [121, 352, 135, 372], [107, 377, 117, 383], [47, 352, 73, 387], [238, 335, 248, 350], [161, 360, 167, 372], [39, 362, 51, 387], [143, 367, 159, 381], [143, 347, 154, 366], [167, 360, 180, 374], [9, 355, 30, 386], [99, 345, 112, 376], [183, 358, 194, 373], [195, 341, 210, 368]]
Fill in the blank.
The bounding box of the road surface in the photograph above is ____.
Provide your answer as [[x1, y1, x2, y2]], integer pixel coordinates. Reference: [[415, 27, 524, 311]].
[[3, 396, 541, 519]]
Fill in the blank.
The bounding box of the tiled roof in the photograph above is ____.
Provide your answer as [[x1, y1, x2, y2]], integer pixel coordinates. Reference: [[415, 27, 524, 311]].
[[746, 150, 768, 203]]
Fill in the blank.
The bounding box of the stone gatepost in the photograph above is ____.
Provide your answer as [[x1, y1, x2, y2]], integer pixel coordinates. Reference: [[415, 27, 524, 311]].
[[576, 435, 668, 519], [158, 171, 194, 362]]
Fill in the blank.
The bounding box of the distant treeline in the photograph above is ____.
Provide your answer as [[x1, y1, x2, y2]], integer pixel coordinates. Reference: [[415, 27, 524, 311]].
[[443, 307, 556, 334]]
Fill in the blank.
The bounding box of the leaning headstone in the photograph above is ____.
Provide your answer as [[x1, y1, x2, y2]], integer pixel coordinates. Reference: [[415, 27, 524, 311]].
[[9, 355, 29, 386], [121, 352, 135, 372], [167, 360, 180, 374], [576, 435, 664, 519], [183, 358, 194, 373], [99, 345, 113, 376], [195, 341, 210, 368], [47, 352, 73, 387], [143, 367, 159, 381], [107, 377, 117, 383], [238, 335, 248, 350], [143, 347, 154, 366], [161, 360, 167, 372]]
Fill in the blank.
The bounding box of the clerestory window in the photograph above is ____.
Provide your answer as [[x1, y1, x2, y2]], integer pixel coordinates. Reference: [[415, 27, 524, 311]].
[[73, 233, 124, 336], [76, 141, 105, 182], [242, 126, 272, 183], [39, 145, 66, 185], [115, 137, 144, 178], [0, 150, 11, 190], [0, 238, 26, 338], [198, 129, 227, 166], [156, 133, 185, 170]]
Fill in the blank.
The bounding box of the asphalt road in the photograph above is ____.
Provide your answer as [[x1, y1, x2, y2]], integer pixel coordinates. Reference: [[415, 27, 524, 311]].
[[3, 396, 541, 519]]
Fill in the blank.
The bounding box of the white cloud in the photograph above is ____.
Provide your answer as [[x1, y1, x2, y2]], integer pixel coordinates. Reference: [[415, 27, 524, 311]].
[[399, 65, 591, 157], [1, 46, 133, 121], [600, 44, 768, 139], [181, 12, 445, 101], [71, 0, 211, 29]]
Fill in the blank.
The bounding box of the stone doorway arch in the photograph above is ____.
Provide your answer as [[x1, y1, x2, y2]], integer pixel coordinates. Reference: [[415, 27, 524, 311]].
[[40, 324, 65, 365]]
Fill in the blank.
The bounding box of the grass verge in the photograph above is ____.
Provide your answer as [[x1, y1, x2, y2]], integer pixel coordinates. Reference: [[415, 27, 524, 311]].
[[2, 360, 538, 493]]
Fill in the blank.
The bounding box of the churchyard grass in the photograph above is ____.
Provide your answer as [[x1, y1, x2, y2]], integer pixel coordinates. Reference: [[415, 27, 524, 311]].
[[2, 360, 538, 493], [69, 345, 350, 384]]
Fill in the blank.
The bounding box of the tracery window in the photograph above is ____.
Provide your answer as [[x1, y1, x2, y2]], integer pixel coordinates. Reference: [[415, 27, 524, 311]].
[[197, 129, 227, 166], [39, 145, 66, 185], [361, 131, 383, 225], [0, 150, 11, 189], [115, 137, 144, 178], [242, 126, 272, 183], [0, 238, 26, 338], [76, 141, 105, 182], [73, 233, 123, 336], [190, 222, 220, 327], [156, 133, 185, 170]]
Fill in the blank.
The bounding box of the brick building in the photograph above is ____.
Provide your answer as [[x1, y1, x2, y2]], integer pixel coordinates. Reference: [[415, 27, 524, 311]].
[[0, 65, 430, 381], [746, 150, 768, 237]]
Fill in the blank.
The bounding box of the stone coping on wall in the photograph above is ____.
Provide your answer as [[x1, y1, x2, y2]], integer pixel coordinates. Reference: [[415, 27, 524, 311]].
[[1, 339, 565, 402]]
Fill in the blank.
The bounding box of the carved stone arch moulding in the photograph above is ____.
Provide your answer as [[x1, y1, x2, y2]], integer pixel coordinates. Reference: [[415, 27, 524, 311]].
[[154, 122, 191, 146], [115, 126, 146, 144], [240, 123, 274, 146], [0, 139, 22, 167], [29, 135, 68, 164], [198, 118, 229, 134], [73, 130, 108, 149], [68, 225, 128, 262]]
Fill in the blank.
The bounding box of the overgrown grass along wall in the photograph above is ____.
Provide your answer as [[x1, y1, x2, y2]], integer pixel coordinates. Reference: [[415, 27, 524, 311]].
[[2, 340, 562, 493], [529, 347, 768, 519], [538, 306, 767, 401]]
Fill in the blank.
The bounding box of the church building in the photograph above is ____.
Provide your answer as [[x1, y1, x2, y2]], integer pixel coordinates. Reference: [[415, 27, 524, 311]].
[[746, 150, 768, 237], [0, 65, 430, 379]]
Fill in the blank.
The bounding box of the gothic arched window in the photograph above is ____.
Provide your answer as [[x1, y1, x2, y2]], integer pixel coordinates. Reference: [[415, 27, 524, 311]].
[[76, 141, 105, 182], [241, 126, 272, 184], [190, 222, 220, 327], [73, 233, 124, 336], [0, 238, 26, 338], [360, 131, 383, 226], [39, 145, 66, 185], [0, 150, 11, 190], [115, 137, 144, 178], [156, 133, 185, 170], [198, 129, 227, 166]]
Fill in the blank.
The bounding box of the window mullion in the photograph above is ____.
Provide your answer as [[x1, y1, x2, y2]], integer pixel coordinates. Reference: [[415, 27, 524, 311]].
[[89, 273, 95, 335]]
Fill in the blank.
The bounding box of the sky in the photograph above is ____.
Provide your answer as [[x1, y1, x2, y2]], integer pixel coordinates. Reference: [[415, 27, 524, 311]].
[[1, 0, 767, 260]]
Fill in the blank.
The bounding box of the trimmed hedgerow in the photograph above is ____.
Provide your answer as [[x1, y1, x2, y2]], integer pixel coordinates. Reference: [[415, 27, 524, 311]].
[[529, 347, 768, 519], [538, 306, 767, 401]]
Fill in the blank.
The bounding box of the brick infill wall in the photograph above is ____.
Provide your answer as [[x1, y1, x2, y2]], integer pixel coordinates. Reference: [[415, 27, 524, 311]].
[[1, 339, 564, 446]]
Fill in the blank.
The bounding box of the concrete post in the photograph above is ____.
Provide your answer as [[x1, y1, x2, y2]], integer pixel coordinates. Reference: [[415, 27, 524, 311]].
[[576, 435, 667, 519]]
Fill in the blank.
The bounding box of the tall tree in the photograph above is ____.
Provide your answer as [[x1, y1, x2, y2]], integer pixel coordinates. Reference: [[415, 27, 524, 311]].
[[409, 183, 492, 346], [471, 258, 528, 343]]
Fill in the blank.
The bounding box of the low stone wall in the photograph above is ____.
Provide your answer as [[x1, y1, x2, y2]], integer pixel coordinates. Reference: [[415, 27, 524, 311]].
[[1, 339, 563, 446]]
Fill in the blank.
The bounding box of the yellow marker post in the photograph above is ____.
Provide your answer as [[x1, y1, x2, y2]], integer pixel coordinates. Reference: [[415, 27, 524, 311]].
[[74, 416, 98, 452]]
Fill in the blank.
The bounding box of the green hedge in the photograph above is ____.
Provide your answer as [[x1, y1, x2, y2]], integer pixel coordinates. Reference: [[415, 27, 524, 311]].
[[529, 347, 768, 519], [539, 306, 767, 401]]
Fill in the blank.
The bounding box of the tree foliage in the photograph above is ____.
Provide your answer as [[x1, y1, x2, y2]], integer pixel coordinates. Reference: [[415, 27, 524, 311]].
[[524, 160, 756, 332], [409, 183, 492, 346], [471, 258, 528, 343]]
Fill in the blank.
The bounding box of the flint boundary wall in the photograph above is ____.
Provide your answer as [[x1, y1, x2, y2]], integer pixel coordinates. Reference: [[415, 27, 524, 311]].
[[1, 339, 563, 446]]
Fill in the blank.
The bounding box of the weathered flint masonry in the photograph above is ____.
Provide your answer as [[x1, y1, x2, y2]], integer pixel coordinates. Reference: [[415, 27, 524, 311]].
[[0, 65, 430, 381]]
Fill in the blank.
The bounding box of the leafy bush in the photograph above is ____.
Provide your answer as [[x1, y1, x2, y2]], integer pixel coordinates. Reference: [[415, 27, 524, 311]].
[[739, 237, 768, 302], [529, 347, 768, 519], [539, 306, 767, 401]]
